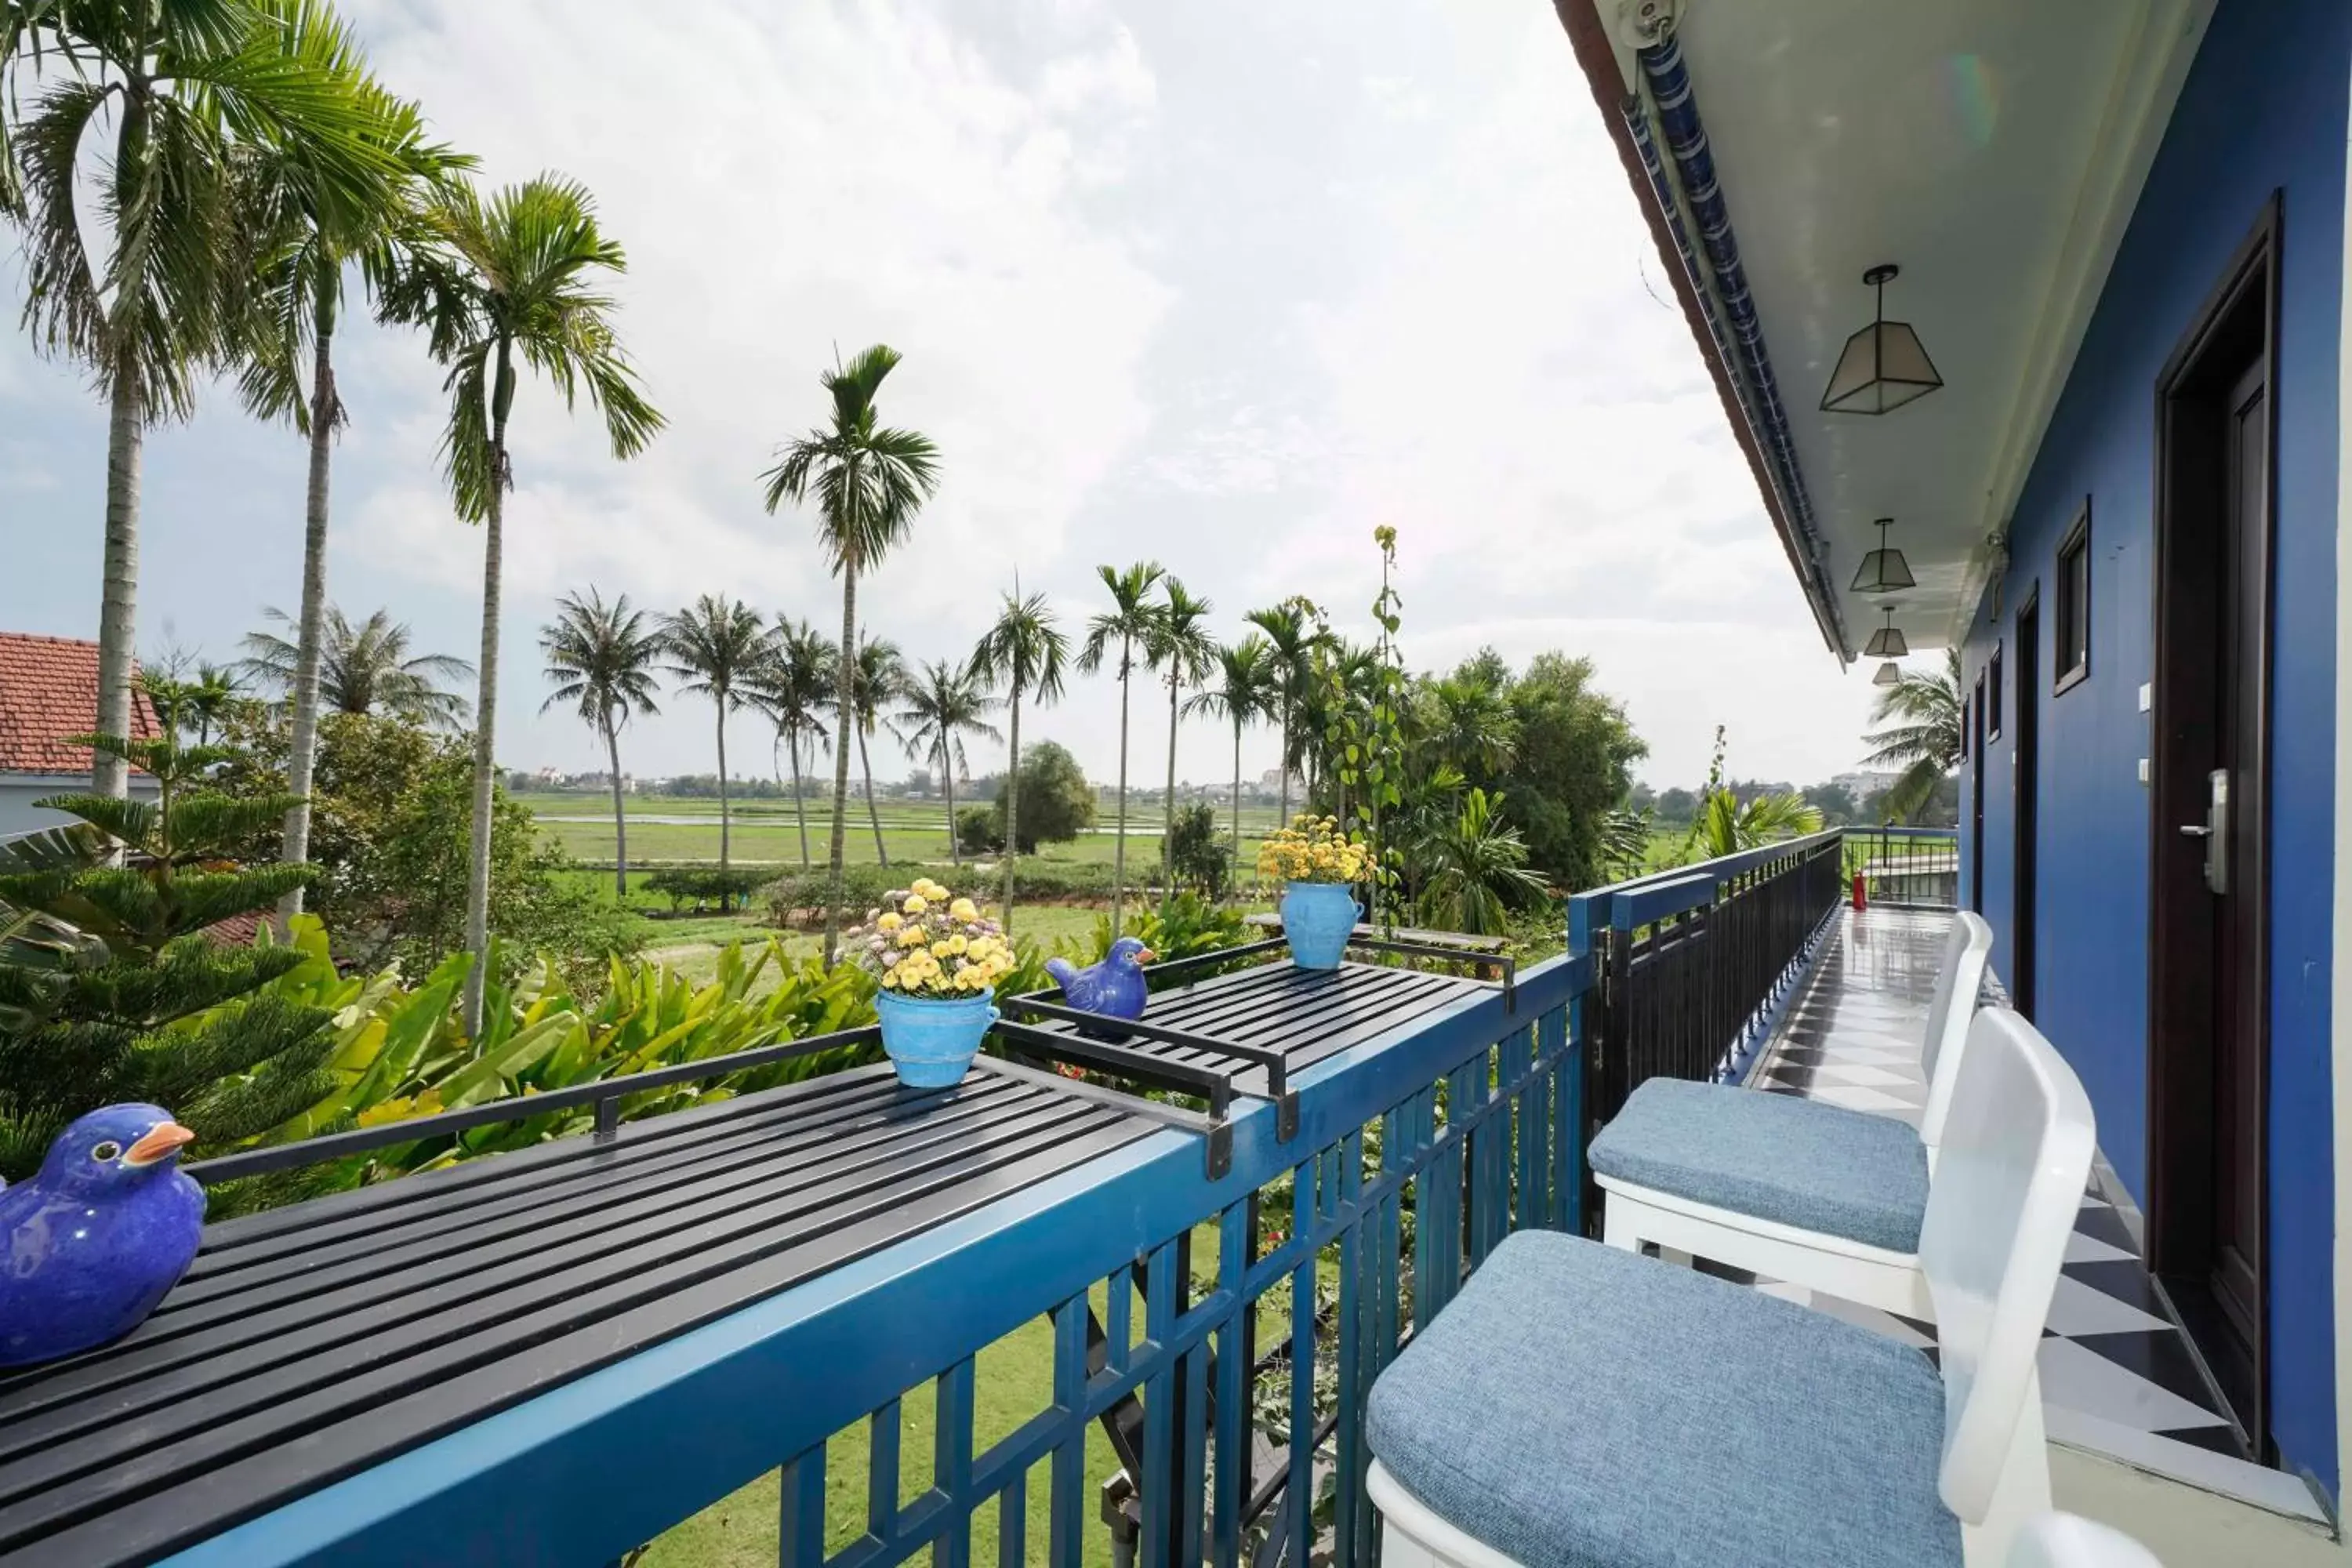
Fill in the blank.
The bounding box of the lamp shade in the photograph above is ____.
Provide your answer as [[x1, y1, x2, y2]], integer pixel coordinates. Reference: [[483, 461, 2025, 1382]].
[[1821, 265, 1943, 416], [1863, 605, 1910, 659], [1872, 659, 1902, 686], [1851, 517, 1916, 593]]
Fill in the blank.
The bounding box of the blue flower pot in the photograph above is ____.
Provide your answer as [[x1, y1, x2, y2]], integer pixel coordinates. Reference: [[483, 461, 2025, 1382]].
[[1281, 880, 1362, 971], [875, 987, 999, 1088]]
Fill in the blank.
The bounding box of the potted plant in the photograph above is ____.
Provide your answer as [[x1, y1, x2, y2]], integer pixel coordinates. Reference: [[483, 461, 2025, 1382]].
[[1257, 815, 1375, 970], [848, 878, 1017, 1087]]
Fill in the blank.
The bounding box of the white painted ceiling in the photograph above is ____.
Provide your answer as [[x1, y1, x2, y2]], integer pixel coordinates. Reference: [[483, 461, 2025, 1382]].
[[1602, 0, 2209, 655]]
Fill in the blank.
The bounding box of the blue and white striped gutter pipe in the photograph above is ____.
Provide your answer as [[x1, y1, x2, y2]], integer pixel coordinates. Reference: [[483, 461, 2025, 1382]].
[[1629, 30, 1850, 658]]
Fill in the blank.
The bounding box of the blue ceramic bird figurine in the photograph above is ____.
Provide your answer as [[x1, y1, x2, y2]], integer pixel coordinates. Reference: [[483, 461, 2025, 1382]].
[[0, 1104, 205, 1368], [1047, 936, 1156, 1026]]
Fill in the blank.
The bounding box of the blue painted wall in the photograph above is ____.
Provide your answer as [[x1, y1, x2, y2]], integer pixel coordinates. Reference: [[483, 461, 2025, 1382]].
[[1957, 0, 2345, 1491]]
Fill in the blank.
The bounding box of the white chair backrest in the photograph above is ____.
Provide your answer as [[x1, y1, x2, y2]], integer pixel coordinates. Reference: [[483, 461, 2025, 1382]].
[[1918, 1007, 2095, 1523], [2007, 1512, 2164, 1567], [1919, 912, 1994, 1147]]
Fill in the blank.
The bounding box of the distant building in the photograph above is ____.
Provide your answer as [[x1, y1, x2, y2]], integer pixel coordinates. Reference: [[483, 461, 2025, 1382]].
[[0, 633, 162, 836]]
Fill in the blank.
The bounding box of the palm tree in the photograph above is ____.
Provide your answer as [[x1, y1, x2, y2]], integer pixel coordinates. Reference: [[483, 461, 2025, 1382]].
[[1422, 672, 1519, 782], [1688, 789, 1827, 858], [238, 78, 468, 913], [970, 585, 1069, 935], [1246, 602, 1316, 827], [1185, 637, 1279, 880], [539, 590, 662, 898], [749, 618, 836, 869], [387, 176, 662, 1033], [5, 0, 403, 798], [837, 633, 907, 866], [760, 345, 940, 967], [1861, 648, 1965, 822], [660, 597, 772, 876], [891, 661, 1000, 866], [240, 605, 474, 724], [1418, 788, 1548, 935], [1076, 561, 1165, 934], [185, 663, 242, 746], [1147, 578, 1218, 904]]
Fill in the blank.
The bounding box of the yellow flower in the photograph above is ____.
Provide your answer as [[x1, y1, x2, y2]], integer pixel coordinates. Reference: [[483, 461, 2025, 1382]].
[[902, 893, 929, 915], [949, 897, 978, 922], [882, 966, 902, 989], [901, 925, 928, 947], [877, 911, 903, 934]]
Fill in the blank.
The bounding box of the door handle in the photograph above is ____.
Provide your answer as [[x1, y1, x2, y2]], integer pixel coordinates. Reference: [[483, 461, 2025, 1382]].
[[2201, 768, 2229, 896], [2179, 824, 2212, 837]]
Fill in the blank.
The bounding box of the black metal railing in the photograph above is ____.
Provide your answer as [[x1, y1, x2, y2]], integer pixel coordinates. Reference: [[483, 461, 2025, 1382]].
[[1842, 825, 1960, 909], [1567, 830, 1846, 1147]]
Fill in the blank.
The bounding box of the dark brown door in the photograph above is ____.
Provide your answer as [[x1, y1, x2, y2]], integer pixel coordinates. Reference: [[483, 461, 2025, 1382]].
[[2207, 359, 2268, 1362], [1970, 677, 1986, 913], [2148, 201, 2274, 1454], [2012, 593, 2039, 1020]]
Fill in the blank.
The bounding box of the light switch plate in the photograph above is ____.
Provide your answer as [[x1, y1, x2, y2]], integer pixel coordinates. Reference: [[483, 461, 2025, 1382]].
[[2139, 757, 2151, 785], [2139, 683, 2153, 713]]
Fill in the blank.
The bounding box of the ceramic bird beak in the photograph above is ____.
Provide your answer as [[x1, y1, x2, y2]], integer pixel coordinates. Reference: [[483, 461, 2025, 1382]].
[[1135, 948, 1156, 964], [123, 1121, 196, 1167]]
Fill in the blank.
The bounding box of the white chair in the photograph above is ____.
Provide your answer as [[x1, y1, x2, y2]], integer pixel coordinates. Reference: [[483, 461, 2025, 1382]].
[[1366, 1006, 2095, 1568], [2008, 1514, 2164, 1568], [1590, 910, 1994, 1319]]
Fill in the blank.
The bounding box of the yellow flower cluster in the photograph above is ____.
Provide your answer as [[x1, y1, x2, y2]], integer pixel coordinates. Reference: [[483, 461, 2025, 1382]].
[[1257, 815, 1376, 885], [852, 877, 1017, 999]]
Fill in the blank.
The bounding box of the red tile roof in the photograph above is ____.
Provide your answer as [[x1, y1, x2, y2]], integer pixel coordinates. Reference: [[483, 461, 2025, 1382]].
[[0, 633, 162, 776]]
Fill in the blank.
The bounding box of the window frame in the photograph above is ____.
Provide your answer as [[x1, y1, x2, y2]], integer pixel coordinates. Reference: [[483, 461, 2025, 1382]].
[[2053, 499, 2092, 695], [1987, 643, 2005, 740]]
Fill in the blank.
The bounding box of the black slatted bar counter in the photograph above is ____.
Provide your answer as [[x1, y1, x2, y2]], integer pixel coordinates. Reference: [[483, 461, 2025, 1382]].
[[0, 951, 1504, 1566]]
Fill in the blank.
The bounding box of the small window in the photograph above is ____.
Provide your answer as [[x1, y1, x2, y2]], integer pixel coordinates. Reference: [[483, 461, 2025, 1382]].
[[1987, 645, 2004, 740], [2055, 501, 2091, 693], [1975, 675, 1987, 751], [1958, 686, 1970, 760]]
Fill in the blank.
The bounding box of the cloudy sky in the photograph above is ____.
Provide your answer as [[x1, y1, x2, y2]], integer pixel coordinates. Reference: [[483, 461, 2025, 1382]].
[[0, 0, 1893, 793]]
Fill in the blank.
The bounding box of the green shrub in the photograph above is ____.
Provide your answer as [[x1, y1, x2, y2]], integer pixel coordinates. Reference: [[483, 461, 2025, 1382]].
[[1166, 804, 1232, 898], [642, 866, 769, 912], [955, 805, 1003, 856]]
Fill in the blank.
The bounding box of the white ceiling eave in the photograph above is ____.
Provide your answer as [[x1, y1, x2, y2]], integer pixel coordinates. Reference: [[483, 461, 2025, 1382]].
[[1572, 0, 2214, 656]]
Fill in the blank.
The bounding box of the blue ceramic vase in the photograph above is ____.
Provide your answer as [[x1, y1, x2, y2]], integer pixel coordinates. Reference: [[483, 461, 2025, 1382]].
[[1281, 880, 1362, 970], [875, 988, 1000, 1087]]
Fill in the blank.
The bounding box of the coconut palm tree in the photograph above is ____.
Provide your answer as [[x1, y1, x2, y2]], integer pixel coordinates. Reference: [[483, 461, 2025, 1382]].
[[891, 661, 1000, 866], [1076, 561, 1165, 935], [1185, 636, 1279, 879], [539, 590, 662, 898], [5, 0, 404, 798], [760, 345, 940, 967], [749, 617, 836, 869], [184, 663, 242, 746], [1147, 578, 1218, 904], [834, 633, 907, 866], [969, 585, 1068, 935], [238, 79, 469, 913], [240, 605, 473, 724], [385, 176, 662, 1033], [660, 597, 772, 877], [1422, 671, 1519, 782], [1418, 787, 1548, 935], [1860, 648, 1965, 822], [1245, 601, 1316, 828]]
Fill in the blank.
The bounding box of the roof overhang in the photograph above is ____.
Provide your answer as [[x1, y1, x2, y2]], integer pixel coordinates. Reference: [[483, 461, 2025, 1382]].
[[1552, 0, 2214, 660]]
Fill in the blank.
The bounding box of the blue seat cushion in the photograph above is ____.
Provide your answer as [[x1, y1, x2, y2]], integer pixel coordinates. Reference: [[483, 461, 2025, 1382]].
[[1588, 1078, 1929, 1252], [1367, 1232, 1958, 1568]]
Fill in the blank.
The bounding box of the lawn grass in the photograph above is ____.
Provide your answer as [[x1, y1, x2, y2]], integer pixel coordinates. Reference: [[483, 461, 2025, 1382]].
[[519, 792, 1282, 872]]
